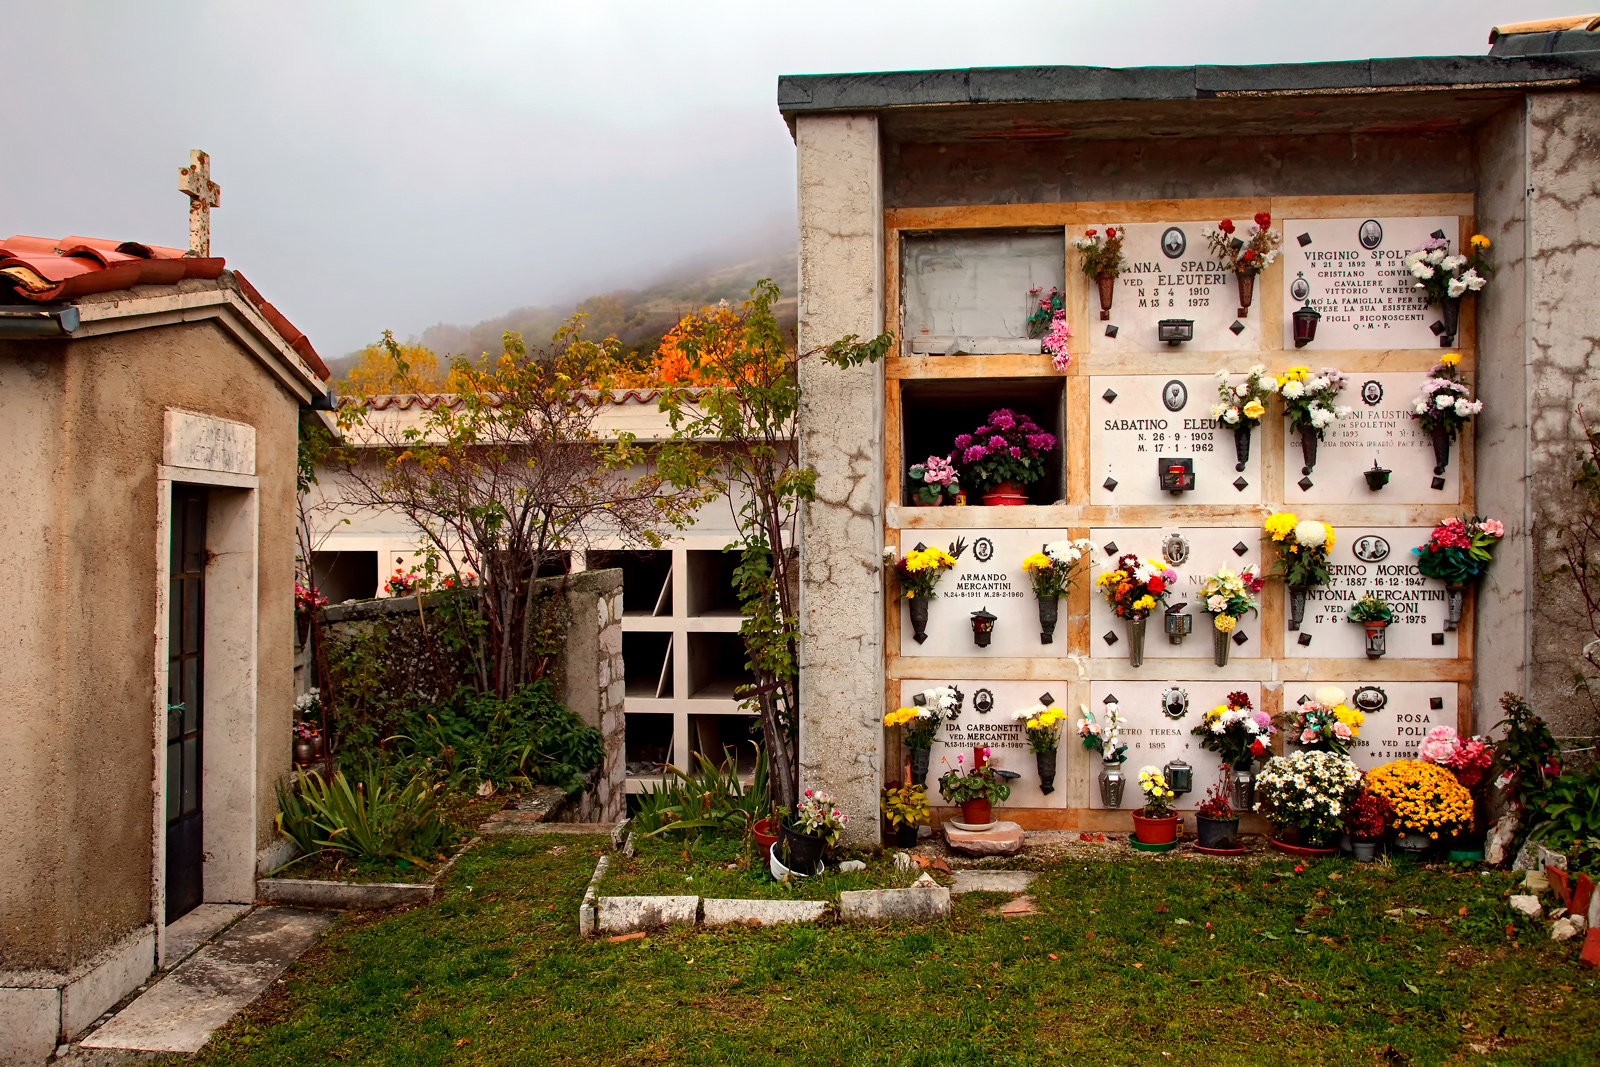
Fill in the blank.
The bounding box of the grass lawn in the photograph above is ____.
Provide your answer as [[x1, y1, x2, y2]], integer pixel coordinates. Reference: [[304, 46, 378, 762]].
[[602, 833, 905, 900], [191, 835, 1599, 1066]]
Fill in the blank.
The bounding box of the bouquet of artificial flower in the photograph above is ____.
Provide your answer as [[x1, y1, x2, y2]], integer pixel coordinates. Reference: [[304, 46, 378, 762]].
[[952, 409, 1057, 493], [1192, 691, 1275, 767], [1281, 685, 1365, 755], [1276, 366, 1353, 439], [1137, 766, 1177, 818], [1405, 234, 1491, 307], [1026, 286, 1064, 338], [1199, 565, 1263, 635], [292, 721, 319, 741], [1078, 703, 1128, 764], [1412, 353, 1483, 441], [1254, 750, 1363, 846], [883, 705, 940, 751], [1071, 226, 1126, 278], [891, 540, 965, 599], [1263, 513, 1335, 591], [294, 581, 327, 616], [1211, 366, 1276, 429], [294, 688, 322, 717], [1363, 759, 1475, 841], [1042, 310, 1073, 372], [938, 752, 1012, 805], [906, 454, 961, 506], [1011, 702, 1068, 754], [1412, 516, 1504, 585], [1021, 538, 1097, 599], [1095, 553, 1177, 621], [787, 788, 850, 846], [1202, 213, 1283, 276], [1417, 726, 1494, 790]]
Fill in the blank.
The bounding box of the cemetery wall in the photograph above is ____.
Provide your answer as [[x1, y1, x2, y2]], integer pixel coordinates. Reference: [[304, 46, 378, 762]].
[[0, 318, 299, 971]]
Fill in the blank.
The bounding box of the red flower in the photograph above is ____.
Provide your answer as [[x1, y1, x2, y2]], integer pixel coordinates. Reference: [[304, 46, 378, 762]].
[[1105, 227, 1117, 238], [1218, 219, 1236, 234], [1085, 228, 1098, 236], [1242, 249, 1255, 260], [1254, 211, 1272, 228], [1147, 576, 1166, 594], [1250, 738, 1266, 757]]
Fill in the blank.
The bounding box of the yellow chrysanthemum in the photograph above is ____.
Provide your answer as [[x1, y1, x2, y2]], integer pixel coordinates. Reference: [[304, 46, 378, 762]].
[[1022, 552, 1052, 571], [1242, 399, 1266, 420], [1026, 719, 1041, 729], [1470, 234, 1490, 249], [1214, 614, 1237, 633], [1132, 595, 1155, 612], [1264, 512, 1298, 541], [1365, 760, 1474, 836], [883, 707, 919, 727], [1277, 366, 1310, 386]]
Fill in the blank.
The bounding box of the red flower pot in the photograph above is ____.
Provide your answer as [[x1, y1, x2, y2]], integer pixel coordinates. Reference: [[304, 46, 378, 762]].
[[959, 798, 993, 825], [981, 481, 1028, 506], [1132, 813, 1179, 845], [752, 817, 779, 860], [1268, 836, 1338, 858]]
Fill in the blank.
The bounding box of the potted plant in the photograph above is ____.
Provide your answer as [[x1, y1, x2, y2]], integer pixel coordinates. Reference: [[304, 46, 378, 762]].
[[1348, 594, 1394, 658], [938, 750, 1011, 826], [1280, 685, 1365, 756], [293, 721, 318, 766], [906, 453, 961, 507], [883, 700, 941, 786], [1275, 366, 1352, 479], [1198, 564, 1263, 666], [1132, 767, 1179, 846], [1202, 213, 1283, 317], [1079, 703, 1129, 808], [1094, 553, 1178, 667], [1011, 700, 1068, 794], [1404, 233, 1491, 347], [1363, 759, 1474, 858], [1211, 365, 1277, 471], [880, 780, 929, 848], [294, 688, 325, 758], [779, 788, 849, 874], [951, 409, 1057, 505], [1191, 691, 1275, 811], [1021, 538, 1096, 644], [1071, 226, 1127, 320], [1417, 726, 1495, 857], [1194, 777, 1242, 851], [1411, 353, 1483, 480], [889, 539, 964, 643], [1412, 516, 1505, 631], [1254, 750, 1363, 856], [1346, 790, 1392, 863], [752, 814, 780, 860], [1264, 512, 1335, 630]]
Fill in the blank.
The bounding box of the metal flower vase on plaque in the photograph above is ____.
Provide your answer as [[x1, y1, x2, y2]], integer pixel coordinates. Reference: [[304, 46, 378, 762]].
[[908, 597, 930, 644], [1430, 424, 1453, 477], [1230, 764, 1256, 812], [1235, 271, 1256, 317], [1126, 617, 1147, 667], [1438, 297, 1461, 348], [1099, 760, 1127, 809], [909, 747, 931, 787], [1233, 422, 1253, 472], [1096, 273, 1116, 320], [1037, 595, 1059, 644], [1213, 625, 1231, 667], [1288, 587, 1308, 630], [1445, 583, 1465, 631], [1036, 750, 1058, 795], [1299, 429, 1321, 476]]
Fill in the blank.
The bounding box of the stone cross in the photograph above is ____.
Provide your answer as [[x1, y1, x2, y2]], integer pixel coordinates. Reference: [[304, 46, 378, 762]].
[[178, 149, 221, 258]]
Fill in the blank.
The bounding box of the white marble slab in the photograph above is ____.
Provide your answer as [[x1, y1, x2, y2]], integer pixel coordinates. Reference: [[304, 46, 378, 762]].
[[897, 528, 1077, 658], [1283, 372, 1461, 504], [1090, 221, 1262, 353], [1089, 528, 1265, 660], [1090, 375, 1262, 505], [1282, 526, 1458, 659], [1085, 680, 1264, 810], [900, 678, 1072, 809]]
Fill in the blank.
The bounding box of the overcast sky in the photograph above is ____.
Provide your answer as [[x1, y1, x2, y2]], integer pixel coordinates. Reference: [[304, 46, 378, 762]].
[[1, 1, 1557, 357]]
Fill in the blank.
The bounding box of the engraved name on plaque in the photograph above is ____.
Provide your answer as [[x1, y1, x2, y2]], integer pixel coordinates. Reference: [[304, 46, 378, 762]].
[[1091, 375, 1262, 505], [1285, 682, 1458, 772], [1284, 527, 1458, 659], [1090, 222, 1261, 354]]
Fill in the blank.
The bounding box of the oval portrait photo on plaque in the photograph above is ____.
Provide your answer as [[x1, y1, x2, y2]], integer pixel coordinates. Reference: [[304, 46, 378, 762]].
[[1162, 379, 1188, 412], [1161, 226, 1187, 258], [1351, 535, 1391, 563], [1358, 219, 1384, 250]]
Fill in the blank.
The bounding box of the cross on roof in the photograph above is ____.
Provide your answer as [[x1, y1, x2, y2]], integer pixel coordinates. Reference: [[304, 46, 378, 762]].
[[178, 149, 220, 258]]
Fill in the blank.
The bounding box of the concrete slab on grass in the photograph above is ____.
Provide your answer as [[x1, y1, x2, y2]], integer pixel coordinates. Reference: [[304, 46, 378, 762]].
[[702, 899, 828, 928], [256, 878, 433, 909], [838, 885, 950, 923], [596, 896, 699, 934], [950, 870, 1037, 895], [162, 904, 252, 966], [80, 907, 334, 1054], [944, 821, 1026, 856]]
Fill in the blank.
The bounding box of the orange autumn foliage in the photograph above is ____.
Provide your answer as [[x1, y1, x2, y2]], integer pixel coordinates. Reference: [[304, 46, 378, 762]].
[[614, 302, 750, 388]]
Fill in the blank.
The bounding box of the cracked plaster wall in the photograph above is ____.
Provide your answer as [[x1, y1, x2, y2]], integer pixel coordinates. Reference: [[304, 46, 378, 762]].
[[795, 114, 886, 844], [1526, 91, 1600, 738]]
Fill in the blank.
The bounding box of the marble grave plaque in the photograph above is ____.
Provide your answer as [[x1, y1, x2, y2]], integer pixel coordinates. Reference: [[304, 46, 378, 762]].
[[1283, 527, 1458, 658], [898, 528, 1076, 658], [1086, 681, 1263, 810], [902, 679, 1072, 809], [1280, 216, 1459, 350], [1090, 222, 1262, 354], [1284, 372, 1461, 504], [1283, 681, 1458, 772], [1090, 375, 1262, 505], [1089, 528, 1265, 660]]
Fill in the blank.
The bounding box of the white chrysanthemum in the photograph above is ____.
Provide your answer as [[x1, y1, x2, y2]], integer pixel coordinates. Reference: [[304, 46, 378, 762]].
[[1211, 402, 1228, 419], [1447, 277, 1467, 298], [1314, 686, 1346, 706], [1294, 521, 1328, 547], [1463, 268, 1486, 292], [1410, 262, 1434, 280], [1214, 368, 1231, 382], [1436, 394, 1455, 409], [1280, 380, 1305, 399], [1223, 408, 1241, 424], [1453, 399, 1473, 417], [1427, 248, 1445, 265]]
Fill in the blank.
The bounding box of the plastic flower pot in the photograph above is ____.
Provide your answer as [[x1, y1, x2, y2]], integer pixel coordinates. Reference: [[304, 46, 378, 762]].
[[752, 817, 779, 860], [1268, 836, 1338, 858], [1394, 830, 1432, 858], [894, 823, 919, 848], [959, 798, 993, 826], [1132, 814, 1179, 845], [1195, 814, 1241, 850], [1352, 839, 1380, 863], [779, 825, 826, 873], [981, 481, 1027, 506]]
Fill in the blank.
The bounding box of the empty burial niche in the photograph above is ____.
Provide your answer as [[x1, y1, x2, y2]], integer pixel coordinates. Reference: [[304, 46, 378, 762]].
[[689, 714, 762, 773], [622, 631, 673, 698], [588, 549, 672, 616], [687, 631, 754, 700], [901, 228, 1065, 356], [311, 550, 378, 603], [899, 375, 1067, 505], [686, 548, 744, 617], [625, 712, 673, 777]]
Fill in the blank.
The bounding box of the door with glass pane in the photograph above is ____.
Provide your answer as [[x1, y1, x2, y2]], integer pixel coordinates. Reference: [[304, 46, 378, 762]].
[[166, 487, 207, 922]]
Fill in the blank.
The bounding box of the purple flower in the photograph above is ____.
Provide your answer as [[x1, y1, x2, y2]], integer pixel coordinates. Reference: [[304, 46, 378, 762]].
[[954, 433, 973, 449], [1009, 446, 1022, 459], [963, 445, 987, 464], [988, 435, 1008, 450], [1026, 432, 1057, 452], [973, 426, 991, 438], [990, 410, 1017, 430]]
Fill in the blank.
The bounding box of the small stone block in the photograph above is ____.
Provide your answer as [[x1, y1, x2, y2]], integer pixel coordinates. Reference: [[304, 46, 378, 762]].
[[1431, 476, 1447, 490], [597, 895, 699, 934], [1103, 477, 1118, 492], [1103, 541, 1119, 555], [1102, 388, 1118, 403], [1103, 631, 1119, 646], [838, 885, 951, 923], [1229, 320, 1246, 335], [1432, 633, 1445, 645], [1233, 541, 1249, 556], [1297, 633, 1313, 646], [1232, 631, 1248, 645], [950, 870, 1037, 895], [1233, 476, 1249, 491], [1104, 325, 1119, 338], [1298, 476, 1314, 491], [1430, 697, 1444, 710], [1510, 894, 1543, 919], [1297, 232, 1313, 246], [944, 821, 1026, 857], [702, 899, 827, 928]]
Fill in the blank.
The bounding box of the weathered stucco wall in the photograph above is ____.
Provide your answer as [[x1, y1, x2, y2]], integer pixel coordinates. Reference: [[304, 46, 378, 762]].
[[796, 113, 886, 844], [1525, 90, 1600, 738], [0, 318, 300, 973]]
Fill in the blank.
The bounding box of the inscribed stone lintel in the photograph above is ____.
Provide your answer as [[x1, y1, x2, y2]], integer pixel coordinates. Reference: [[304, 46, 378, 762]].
[[163, 409, 256, 476]]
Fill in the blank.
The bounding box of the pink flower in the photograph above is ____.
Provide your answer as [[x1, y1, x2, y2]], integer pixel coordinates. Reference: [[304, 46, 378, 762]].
[[1481, 519, 1505, 537], [1293, 864, 1303, 873], [1417, 726, 1459, 764], [957, 755, 965, 764], [1333, 722, 1352, 740], [983, 747, 992, 757], [804, 788, 812, 797], [1253, 711, 1272, 730], [1300, 728, 1319, 744]]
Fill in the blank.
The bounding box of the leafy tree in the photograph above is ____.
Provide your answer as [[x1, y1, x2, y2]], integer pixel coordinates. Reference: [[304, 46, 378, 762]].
[[657, 281, 891, 810], [338, 340, 454, 395]]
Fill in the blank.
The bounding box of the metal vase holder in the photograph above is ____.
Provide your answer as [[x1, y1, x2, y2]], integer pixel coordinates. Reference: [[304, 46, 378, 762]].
[[1235, 271, 1256, 317], [909, 747, 931, 787], [1438, 296, 1461, 348], [1445, 584, 1465, 631], [1230, 764, 1256, 813], [908, 597, 930, 644], [1288, 587, 1308, 631], [1299, 428, 1321, 476], [1036, 749, 1058, 795], [1096, 272, 1116, 320], [1233, 422, 1253, 472], [1430, 424, 1453, 477], [1099, 760, 1127, 809], [1037, 595, 1059, 644], [1213, 625, 1231, 667], [1126, 616, 1147, 667]]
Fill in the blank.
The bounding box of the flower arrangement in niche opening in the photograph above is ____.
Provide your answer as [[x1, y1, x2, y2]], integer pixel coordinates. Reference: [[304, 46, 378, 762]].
[[1012, 701, 1068, 793], [906, 453, 961, 507], [1254, 749, 1363, 849], [1412, 516, 1504, 631], [1281, 685, 1365, 756], [1263, 512, 1335, 631], [1202, 212, 1283, 317], [1412, 353, 1482, 483], [1021, 537, 1096, 644], [1198, 564, 1264, 666], [1405, 233, 1490, 347], [1417, 726, 1495, 792], [1026, 286, 1074, 372], [952, 409, 1057, 505], [1363, 759, 1475, 845], [1212, 365, 1277, 471], [889, 540, 966, 644], [1072, 226, 1127, 320], [1276, 366, 1352, 482], [1095, 554, 1179, 667], [1192, 691, 1275, 770]]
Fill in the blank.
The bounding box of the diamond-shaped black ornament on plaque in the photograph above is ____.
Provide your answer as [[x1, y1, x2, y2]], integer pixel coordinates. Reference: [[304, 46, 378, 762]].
[[1103, 541, 1119, 555], [1297, 232, 1313, 247], [1298, 476, 1314, 491], [1229, 320, 1246, 336], [1105, 325, 1119, 338], [1103, 693, 1119, 706], [1431, 228, 1448, 240], [1297, 633, 1313, 646], [1102, 388, 1118, 403], [1234, 476, 1249, 491], [1103, 631, 1119, 646], [1432, 476, 1447, 490], [1430, 697, 1444, 710], [1432, 633, 1445, 645], [1297, 694, 1310, 705], [1233, 541, 1249, 556], [1232, 631, 1248, 645], [1103, 477, 1118, 492], [1430, 320, 1446, 335]]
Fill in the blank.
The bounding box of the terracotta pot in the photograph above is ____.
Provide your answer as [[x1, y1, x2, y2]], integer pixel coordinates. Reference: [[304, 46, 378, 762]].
[[752, 817, 779, 859], [981, 481, 1028, 506], [1132, 813, 1179, 845], [908, 597, 930, 644], [1037, 595, 1059, 644], [1236, 271, 1256, 317], [1269, 836, 1338, 858], [1096, 272, 1116, 320], [960, 798, 992, 825]]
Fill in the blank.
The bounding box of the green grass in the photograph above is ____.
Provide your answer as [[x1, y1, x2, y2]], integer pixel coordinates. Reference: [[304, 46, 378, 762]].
[[192, 836, 1600, 1066], [602, 834, 906, 900]]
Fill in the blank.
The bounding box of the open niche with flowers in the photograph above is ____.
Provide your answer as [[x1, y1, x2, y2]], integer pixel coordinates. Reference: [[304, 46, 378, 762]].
[[900, 377, 1066, 506]]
